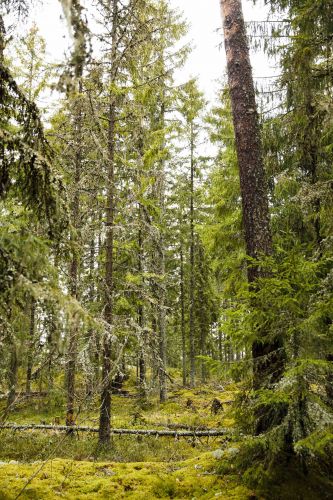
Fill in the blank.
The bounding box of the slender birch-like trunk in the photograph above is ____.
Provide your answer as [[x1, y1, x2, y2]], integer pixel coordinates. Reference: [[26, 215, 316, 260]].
[[138, 225, 146, 393], [26, 298, 36, 394], [158, 104, 167, 403], [66, 80, 82, 428], [180, 245, 186, 386], [6, 343, 17, 412], [198, 243, 207, 383], [189, 121, 196, 387]]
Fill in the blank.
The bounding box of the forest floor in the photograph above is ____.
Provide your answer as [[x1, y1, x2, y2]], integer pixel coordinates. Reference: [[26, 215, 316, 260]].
[[0, 376, 330, 499]]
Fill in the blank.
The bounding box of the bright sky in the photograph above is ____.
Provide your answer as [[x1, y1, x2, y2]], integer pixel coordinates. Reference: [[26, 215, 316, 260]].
[[27, 0, 275, 103], [170, 0, 275, 100]]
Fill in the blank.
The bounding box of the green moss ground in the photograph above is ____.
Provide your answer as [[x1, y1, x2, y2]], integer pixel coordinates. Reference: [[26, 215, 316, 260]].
[[1, 378, 331, 499], [0, 454, 253, 499], [0, 381, 252, 498]]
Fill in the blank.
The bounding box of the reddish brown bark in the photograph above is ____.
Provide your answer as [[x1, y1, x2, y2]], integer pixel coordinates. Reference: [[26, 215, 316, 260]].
[[220, 0, 285, 422], [220, 0, 272, 272]]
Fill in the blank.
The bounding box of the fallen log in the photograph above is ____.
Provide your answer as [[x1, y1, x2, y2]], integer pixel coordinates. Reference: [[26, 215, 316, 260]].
[[0, 423, 230, 437], [149, 422, 213, 431]]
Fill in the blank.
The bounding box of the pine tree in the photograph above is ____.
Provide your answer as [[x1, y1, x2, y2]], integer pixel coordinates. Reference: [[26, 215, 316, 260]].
[[219, 0, 287, 434]]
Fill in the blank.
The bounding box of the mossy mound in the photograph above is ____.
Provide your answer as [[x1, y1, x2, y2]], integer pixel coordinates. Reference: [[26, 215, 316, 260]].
[[0, 454, 253, 499]]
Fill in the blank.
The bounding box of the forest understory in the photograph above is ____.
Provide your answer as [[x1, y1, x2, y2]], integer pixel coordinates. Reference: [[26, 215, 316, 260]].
[[0, 374, 332, 500]]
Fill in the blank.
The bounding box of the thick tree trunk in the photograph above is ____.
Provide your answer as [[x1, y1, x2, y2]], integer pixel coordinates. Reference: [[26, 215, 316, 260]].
[[189, 121, 196, 387], [26, 298, 36, 394], [220, 0, 285, 431], [99, 0, 118, 445], [220, 0, 272, 272]]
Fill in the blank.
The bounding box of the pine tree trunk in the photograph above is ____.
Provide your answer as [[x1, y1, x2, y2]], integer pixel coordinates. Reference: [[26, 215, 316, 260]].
[[26, 298, 36, 394], [99, 0, 118, 445], [220, 0, 285, 432], [220, 0, 272, 275]]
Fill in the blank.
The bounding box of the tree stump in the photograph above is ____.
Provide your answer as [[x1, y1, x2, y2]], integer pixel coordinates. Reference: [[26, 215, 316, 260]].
[[211, 398, 223, 414]]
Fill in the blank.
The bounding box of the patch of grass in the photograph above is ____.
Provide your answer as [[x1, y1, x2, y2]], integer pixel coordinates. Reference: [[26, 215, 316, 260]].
[[0, 429, 225, 464]]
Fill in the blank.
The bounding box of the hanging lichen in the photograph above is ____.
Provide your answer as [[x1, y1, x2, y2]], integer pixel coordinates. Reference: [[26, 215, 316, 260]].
[[58, 0, 90, 81], [59, 0, 72, 27]]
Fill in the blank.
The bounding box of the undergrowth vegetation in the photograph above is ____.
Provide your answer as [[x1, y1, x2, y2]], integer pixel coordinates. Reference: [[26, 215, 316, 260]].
[[0, 379, 248, 499], [1, 376, 333, 499]]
